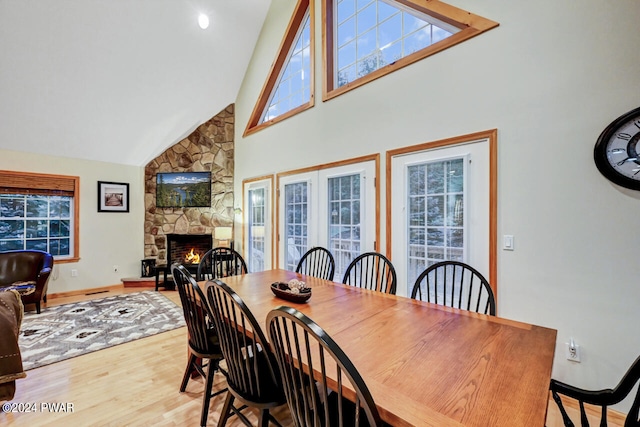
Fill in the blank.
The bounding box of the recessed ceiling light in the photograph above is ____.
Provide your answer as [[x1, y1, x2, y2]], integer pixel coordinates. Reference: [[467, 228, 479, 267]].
[[198, 13, 209, 30]]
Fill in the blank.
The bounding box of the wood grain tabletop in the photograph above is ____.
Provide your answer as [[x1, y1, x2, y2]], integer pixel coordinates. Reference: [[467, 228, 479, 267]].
[[209, 269, 557, 427]]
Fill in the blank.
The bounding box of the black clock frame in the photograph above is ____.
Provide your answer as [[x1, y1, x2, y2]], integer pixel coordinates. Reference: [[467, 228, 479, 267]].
[[593, 106, 640, 191]]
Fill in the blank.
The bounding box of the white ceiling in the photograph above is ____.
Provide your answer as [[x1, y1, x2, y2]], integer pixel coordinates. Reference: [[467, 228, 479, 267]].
[[0, 0, 271, 166]]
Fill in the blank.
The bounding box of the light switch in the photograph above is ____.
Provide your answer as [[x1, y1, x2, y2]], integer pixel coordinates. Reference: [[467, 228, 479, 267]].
[[503, 235, 514, 250]]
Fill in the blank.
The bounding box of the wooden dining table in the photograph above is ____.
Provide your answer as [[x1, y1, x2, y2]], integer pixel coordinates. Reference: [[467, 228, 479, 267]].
[[209, 269, 557, 427]]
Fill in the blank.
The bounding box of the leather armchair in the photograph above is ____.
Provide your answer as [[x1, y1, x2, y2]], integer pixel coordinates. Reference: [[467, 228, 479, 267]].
[[0, 250, 54, 314], [0, 289, 26, 401]]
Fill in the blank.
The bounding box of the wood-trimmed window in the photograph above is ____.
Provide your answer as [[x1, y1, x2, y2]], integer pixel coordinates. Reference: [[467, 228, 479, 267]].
[[244, 0, 315, 137], [0, 170, 80, 263], [323, 0, 498, 100]]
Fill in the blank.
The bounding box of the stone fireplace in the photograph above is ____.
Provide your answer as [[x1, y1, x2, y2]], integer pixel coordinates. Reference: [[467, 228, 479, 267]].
[[143, 104, 235, 265]]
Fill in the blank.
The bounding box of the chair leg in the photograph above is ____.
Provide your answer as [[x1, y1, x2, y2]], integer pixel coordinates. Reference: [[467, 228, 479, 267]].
[[35, 301, 41, 314], [43, 294, 47, 303], [258, 409, 270, 427], [180, 353, 197, 392], [200, 360, 217, 427], [217, 393, 234, 427]]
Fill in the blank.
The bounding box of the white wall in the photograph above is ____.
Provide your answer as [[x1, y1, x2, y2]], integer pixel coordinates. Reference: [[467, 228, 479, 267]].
[[234, 0, 640, 410], [0, 149, 144, 293]]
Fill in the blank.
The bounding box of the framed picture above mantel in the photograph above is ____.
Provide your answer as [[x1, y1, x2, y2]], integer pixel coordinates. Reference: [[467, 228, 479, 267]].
[[98, 181, 129, 213]]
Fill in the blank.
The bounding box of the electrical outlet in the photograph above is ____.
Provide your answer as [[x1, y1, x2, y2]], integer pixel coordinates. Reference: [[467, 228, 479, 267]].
[[71, 269, 78, 277], [565, 341, 581, 363]]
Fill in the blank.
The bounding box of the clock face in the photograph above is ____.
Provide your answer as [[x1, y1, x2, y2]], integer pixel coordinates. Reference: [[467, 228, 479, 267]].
[[594, 106, 640, 190]]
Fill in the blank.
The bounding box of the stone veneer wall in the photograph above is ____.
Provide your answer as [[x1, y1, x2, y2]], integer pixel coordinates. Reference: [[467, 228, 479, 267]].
[[144, 104, 235, 264]]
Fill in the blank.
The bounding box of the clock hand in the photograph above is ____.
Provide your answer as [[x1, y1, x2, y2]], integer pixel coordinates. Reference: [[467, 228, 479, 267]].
[[617, 157, 638, 166]]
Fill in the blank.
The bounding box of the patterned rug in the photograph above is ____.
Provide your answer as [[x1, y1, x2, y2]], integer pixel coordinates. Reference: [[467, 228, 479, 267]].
[[18, 291, 186, 370]]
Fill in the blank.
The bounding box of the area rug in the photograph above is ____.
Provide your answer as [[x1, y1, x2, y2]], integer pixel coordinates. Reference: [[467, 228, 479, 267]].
[[18, 291, 186, 370]]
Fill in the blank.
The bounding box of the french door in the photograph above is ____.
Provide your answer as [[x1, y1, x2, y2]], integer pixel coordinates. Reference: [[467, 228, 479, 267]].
[[244, 178, 273, 272], [390, 138, 491, 297], [279, 171, 317, 273], [278, 161, 376, 280]]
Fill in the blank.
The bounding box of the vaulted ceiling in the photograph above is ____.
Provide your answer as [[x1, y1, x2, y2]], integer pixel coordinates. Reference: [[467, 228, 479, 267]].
[[0, 0, 270, 166]]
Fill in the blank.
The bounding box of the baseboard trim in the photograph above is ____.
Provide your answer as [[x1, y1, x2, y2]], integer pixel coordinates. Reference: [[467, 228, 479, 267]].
[[47, 284, 125, 300]]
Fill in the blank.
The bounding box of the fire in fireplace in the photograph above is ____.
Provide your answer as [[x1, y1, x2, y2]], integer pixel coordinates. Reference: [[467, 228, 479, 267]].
[[166, 234, 213, 266], [184, 248, 201, 264]]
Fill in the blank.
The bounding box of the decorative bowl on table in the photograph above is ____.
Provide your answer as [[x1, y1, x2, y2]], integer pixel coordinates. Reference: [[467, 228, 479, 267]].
[[270, 280, 312, 303]]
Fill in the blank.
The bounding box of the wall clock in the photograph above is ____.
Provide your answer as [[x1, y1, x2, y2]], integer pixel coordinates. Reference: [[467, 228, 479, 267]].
[[594, 106, 640, 190]]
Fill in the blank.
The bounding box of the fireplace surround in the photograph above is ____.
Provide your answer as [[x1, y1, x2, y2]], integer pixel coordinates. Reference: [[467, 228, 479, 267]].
[[143, 105, 235, 264]]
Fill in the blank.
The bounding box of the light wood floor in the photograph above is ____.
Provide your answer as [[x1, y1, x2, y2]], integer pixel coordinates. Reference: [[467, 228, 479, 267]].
[[2, 287, 292, 427], [1, 286, 624, 427]]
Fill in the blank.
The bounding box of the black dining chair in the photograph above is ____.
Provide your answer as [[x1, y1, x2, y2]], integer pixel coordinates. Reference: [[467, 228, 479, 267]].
[[550, 355, 640, 427], [206, 279, 286, 427], [267, 306, 383, 427], [171, 264, 226, 427], [411, 260, 496, 316], [198, 247, 248, 281], [341, 251, 397, 295], [295, 246, 335, 281]]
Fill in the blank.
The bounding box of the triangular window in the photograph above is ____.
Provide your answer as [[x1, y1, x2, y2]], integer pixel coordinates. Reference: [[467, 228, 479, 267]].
[[324, 0, 498, 99], [263, 13, 312, 122], [245, 0, 314, 136]]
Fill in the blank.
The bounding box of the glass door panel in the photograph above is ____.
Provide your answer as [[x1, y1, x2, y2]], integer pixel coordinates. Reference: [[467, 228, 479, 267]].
[[283, 181, 309, 271], [327, 173, 361, 279], [248, 187, 266, 272], [407, 157, 466, 286]]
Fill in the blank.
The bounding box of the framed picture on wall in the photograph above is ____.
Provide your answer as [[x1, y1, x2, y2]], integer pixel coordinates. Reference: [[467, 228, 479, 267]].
[[98, 181, 129, 212]]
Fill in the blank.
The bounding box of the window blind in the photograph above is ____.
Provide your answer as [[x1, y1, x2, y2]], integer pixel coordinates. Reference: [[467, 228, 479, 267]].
[[0, 170, 77, 197]]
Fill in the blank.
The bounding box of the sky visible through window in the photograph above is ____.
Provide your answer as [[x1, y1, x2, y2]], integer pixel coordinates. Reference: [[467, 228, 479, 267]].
[[262, 12, 312, 123], [336, 0, 459, 86], [247, 0, 495, 132]]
